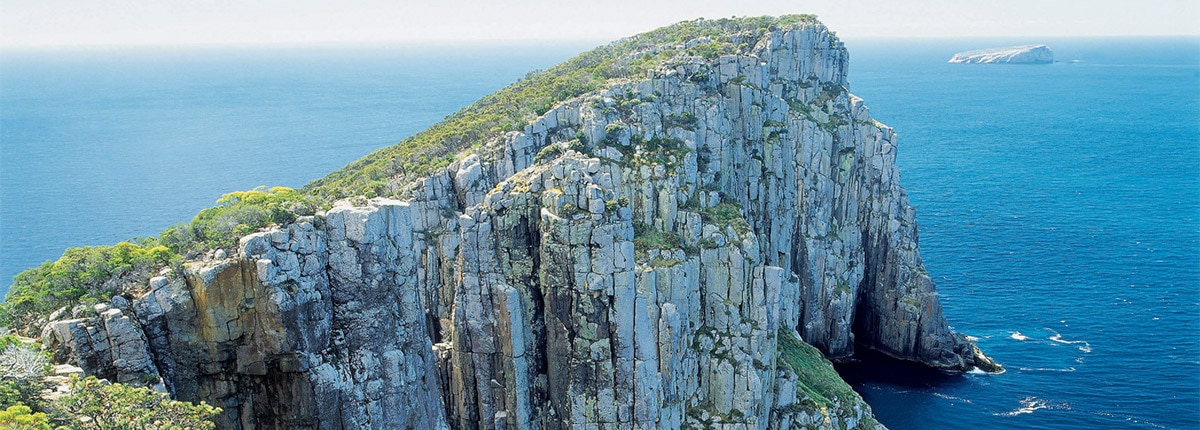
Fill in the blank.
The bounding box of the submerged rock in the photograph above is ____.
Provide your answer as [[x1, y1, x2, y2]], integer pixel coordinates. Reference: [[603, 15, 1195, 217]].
[[949, 45, 1054, 64]]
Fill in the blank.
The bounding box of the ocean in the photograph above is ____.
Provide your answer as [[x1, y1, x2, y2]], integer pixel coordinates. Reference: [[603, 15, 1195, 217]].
[[1, 37, 1197, 429]]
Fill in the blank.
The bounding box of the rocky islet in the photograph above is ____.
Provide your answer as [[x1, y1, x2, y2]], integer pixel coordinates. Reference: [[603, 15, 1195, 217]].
[[948, 44, 1054, 64]]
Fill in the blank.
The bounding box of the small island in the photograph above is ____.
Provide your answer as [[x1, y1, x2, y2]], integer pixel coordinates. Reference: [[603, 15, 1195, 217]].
[[948, 44, 1054, 64]]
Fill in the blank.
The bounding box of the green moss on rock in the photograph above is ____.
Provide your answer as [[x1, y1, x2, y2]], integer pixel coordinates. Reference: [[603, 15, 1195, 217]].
[[776, 328, 859, 409]]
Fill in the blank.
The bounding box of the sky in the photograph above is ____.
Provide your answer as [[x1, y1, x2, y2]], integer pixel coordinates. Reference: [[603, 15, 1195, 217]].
[[1, 0, 1198, 49]]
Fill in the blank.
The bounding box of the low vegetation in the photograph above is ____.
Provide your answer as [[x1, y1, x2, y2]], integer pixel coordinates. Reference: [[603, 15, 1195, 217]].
[[632, 221, 683, 256], [776, 328, 859, 409], [699, 202, 752, 236], [0, 338, 220, 429], [0, 338, 50, 413], [54, 376, 221, 429], [2, 186, 313, 333], [0, 404, 51, 429], [160, 186, 317, 254], [0, 242, 174, 332], [304, 14, 817, 201]]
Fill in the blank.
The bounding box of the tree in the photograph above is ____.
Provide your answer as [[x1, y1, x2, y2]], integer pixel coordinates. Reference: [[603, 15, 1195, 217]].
[[0, 404, 52, 429], [0, 345, 48, 381], [53, 377, 220, 430], [0, 343, 49, 410]]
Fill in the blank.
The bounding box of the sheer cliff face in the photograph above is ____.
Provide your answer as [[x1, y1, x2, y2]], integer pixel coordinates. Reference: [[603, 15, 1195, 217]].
[[43, 22, 994, 429]]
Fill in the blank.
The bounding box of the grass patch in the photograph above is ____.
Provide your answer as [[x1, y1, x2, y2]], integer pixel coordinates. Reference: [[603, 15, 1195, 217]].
[[699, 202, 752, 236], [618, 135, 692, 172], [663, 111, 698, 130], [647, 257, 683, 267], [776, 328, 859, 409], [632, 221, 682, 255]]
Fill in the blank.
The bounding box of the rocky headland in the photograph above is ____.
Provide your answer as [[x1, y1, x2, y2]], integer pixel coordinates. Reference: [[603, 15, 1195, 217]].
[[12, 15, 998, 429], [948, 44, 1054, 64]]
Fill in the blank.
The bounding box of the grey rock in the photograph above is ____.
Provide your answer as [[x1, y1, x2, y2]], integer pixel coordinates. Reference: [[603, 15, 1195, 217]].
[[41, 308, 160, 386]]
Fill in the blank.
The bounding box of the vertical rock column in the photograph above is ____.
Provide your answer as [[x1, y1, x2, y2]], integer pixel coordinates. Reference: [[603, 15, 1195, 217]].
[[317, 199, 449, 428]]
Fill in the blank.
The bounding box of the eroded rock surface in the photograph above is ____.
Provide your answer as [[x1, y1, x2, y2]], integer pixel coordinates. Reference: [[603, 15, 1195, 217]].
[[41, 304, 161, 388]]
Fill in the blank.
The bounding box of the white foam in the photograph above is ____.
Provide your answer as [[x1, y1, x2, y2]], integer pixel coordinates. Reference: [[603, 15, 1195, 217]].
[[996, 397, 1050, 417], [1047, 331, 1092, 353], [966, 366, 1004, 375], [1018, 366, 1076, 372], [932, 392, 976, 403], [1010, 331, 1028, 341]]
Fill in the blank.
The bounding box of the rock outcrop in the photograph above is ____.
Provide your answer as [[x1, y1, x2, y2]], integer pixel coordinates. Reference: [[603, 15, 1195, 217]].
[[41, 304, 162, 388], [948, 45, 1054, 64], [42, 17, 997, 429]]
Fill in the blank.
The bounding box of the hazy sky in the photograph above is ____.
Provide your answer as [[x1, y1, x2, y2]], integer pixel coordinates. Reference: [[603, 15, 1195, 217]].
[[2, 0, 1197, 48]]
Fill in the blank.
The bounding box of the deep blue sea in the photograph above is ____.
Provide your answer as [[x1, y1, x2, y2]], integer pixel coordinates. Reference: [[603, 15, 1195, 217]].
[[2, 37, 1197, 429]]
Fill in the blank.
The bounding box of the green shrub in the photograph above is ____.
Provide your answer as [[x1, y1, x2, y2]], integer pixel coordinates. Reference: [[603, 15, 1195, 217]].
[[632, 221, 682, 255], [0, 343, 50, 411], [664, 112, 698, 130], [0, 404, 51, 430], [2, 186, 312, 333], [533, 144, 564, 163], [621, 135, 691, 171], [0, 381, 33, 412], [1, 241, 174, 332], [162, 186, 316, 254], [699, 202, 752, 236], [53, 376, 221, 430], [685, 41, 733, 60]]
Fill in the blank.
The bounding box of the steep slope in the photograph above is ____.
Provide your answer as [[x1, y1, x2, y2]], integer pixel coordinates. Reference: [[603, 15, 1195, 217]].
[[35, 15, 997, 429]]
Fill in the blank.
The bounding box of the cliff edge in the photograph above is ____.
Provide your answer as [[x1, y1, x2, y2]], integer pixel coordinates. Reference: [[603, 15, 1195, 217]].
[[27, 15, 998, 429]]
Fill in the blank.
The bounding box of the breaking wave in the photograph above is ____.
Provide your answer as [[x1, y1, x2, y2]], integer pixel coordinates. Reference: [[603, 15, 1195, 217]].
[[995, 396, 1069, 417], [1048, 331, 1093, 353]]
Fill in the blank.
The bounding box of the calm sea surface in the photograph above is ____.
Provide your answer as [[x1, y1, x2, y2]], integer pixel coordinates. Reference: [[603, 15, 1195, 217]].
[[2, 38, 1197, 429]]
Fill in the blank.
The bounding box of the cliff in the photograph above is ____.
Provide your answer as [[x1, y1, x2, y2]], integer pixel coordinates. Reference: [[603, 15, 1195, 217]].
[[32, 15, 997, 429], [948, 45, 1054, 64]]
